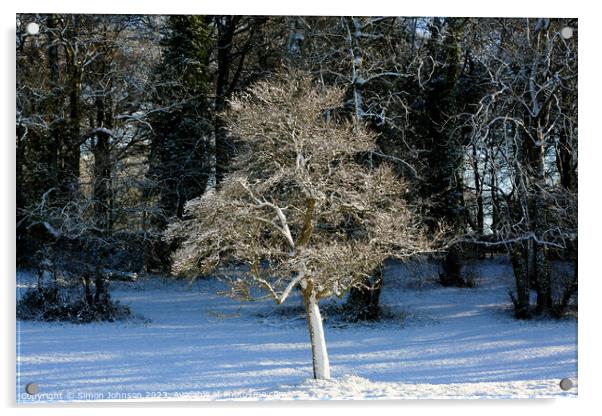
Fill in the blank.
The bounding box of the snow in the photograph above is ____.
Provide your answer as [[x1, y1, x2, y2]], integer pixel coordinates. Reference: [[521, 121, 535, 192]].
[[16, 258, 577, 402]]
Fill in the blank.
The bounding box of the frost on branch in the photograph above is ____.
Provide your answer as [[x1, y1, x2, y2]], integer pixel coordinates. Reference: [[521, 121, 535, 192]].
[[168, 69, 435, 302], [168, 70, 437, 379]]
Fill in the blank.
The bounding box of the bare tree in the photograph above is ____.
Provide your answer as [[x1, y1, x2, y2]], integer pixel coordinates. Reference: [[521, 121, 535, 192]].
[[17, 14, 162, 268], [167, 71, 436, 379], [458, 18, 577, 317]]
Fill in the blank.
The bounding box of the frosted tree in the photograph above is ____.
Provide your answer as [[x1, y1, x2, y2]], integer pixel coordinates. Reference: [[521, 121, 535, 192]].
[[167, 71, 435, 380]]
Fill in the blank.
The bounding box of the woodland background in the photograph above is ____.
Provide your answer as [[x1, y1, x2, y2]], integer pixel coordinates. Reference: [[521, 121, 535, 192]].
[[16, 15, 577, 320]]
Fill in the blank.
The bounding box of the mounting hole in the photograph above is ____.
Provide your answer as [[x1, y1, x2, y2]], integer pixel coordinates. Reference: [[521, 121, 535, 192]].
[[26, 22, 40, 36], [559, 378, 573, 391], [25, 383, 39, 395], [560, 27, 573, 40]]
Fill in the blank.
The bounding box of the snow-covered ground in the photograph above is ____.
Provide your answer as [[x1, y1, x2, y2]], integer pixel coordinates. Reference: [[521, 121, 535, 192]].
[[16, 258, 577, 402]]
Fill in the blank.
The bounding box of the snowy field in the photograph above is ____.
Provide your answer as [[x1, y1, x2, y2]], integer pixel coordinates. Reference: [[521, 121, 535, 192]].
[[16, 258, 577, 402]]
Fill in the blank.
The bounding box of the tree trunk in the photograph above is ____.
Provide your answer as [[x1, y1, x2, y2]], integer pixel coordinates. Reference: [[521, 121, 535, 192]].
[[489, 155, 498, 240], [302, 291, 331, 380], [557, 128, 577, 192], [440, 245, 467, 287], [472, 143, 484, 235], [93, 96, 113, 231], [420, 18, 468, 273], [344, 265, 383, 321], [523, 24, 552, 315], [286, 17, 304, 57], [214, 16, 238, 187], [510, 243, 531, 319], [46, 14, 62, 199], [346, 17, 366, 126], [531, 127, 551, 312], [58, 15, 82, 197]]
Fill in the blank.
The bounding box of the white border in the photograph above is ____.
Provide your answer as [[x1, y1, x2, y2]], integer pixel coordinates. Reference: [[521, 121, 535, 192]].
[[2, 0, 600, 414]]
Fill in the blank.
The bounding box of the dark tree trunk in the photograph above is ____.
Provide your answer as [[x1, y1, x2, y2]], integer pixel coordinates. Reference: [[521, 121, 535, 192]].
[[439, 245, 468, 287], [510, 243, 531, 319], [64, 68, 81, 194], [58, 17, 82, 198], [344, 265, 383, 321], [214, 16, 239, 186], [46, 14, 62, 198], [93, 96, 113, 231], [530, 127, 552, 313], [556, 88, 577, 193], [16, 123, 27, 261], [557, 131, 577, 192], [93, 269, 109, 306], [82, 273, 94, 306], [419, 19, 468, 286], [212, 16, 265, 186], [472, 143, 485, 235], [489, 154, 498, 240]]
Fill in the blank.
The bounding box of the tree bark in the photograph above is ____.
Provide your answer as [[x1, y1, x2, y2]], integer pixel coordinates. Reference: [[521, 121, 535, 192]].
[[510, 243, 531, 319], [489, 152, 498, 240], [214, 16, 239, 186], [93, 96, 113, 231], [440, 244, 466, 287], [344, 265, 383, 321], [472, 143, 484, 235], [59, 16, 82, 197], [302, 290, 331, 380], [557, 128, 577, 192], [46, 14, 61, 198], [531, 126, 551, 312]]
